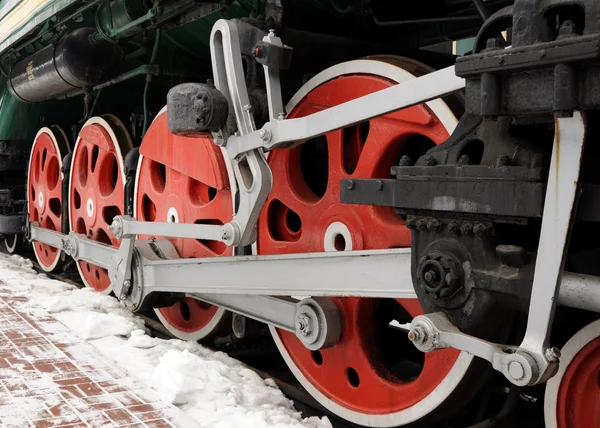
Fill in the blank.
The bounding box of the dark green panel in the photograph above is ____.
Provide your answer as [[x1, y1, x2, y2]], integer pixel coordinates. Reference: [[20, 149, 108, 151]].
[[0, 79, 43, 140], [163, 0, 259, 60], [0, 76, 81, 141]]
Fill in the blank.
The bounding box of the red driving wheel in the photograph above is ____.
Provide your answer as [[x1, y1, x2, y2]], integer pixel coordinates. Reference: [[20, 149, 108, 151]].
[[135, 108, 234, 341], [69, 115, 132, 293], [28, 126, 70, 271], [545, 319, 600, 428], [257, 58, 474, 427]]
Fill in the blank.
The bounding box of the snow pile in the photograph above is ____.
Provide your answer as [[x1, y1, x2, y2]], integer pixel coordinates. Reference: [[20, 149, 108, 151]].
[[0, 253, 332, 428], [57, 311, 139, 339], [86, 332, 331, 428], [152, 349, 325, 427]]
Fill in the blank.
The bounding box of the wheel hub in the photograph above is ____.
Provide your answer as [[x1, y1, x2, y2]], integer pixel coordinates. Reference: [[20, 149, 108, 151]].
[[86, 197, 95, 219], [167, 206, 179, 223], [37, 190, 44, 211], [323, 221, 352, 251]]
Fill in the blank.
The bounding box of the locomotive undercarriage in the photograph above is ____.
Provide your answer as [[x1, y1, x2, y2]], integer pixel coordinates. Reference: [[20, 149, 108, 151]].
[[4, 0, 600, 426]]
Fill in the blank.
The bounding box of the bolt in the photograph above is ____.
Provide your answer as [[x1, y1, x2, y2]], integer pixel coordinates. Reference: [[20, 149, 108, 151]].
[[416, 218, 427, 231], [486, 37, 500, 50], [473, 223, 487, 236], [423, 155, 437, 166], [375, 180, 384, 191], [295, 314, 312, 337], [122, 279, 132, 294], [244, 104, 251, 112], [444, 271, 459, 288], [496, 155, 511, 167], [346, 180, 355, 190], [424, 270, 438, 284], [447, 221, 460, 234], [61, 238, 71, 253], [233, 315, 245, 339], [545, 347, 561, 362], [460, 222, 473, 235], [408, 326, 426, 344], [508, 361, 525, 381], [258, 128, 271, 142], [221, 230, 231, 241], [458, 155, 471, 166], [206, 78, 214, 86], [399, 155, 413, 167], [277, 112, 286, 120], [557, 20, 576, 38], [427, 219, 441, 232], [109, 217, 122, 238], [268, 28, 276, 36]]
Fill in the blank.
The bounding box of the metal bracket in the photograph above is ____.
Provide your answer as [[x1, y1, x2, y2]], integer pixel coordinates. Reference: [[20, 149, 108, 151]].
[[409, 312, 538, 387], [108, 215, 236, 245], [191, 293, 341, 350], [209, 19, 273, 247], [409, 111, 587, 386], [515, 110, 586, 383]]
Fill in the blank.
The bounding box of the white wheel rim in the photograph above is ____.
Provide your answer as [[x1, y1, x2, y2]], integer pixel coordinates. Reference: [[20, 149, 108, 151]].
[[4, 234, 19, 253]]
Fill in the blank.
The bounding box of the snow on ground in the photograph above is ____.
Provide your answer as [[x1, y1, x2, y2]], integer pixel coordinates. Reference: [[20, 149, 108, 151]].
[[0, 253, 332, 428]]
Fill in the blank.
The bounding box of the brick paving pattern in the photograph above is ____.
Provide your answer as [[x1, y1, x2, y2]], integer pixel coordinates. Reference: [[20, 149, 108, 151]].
[[0, 285, 197, 428]]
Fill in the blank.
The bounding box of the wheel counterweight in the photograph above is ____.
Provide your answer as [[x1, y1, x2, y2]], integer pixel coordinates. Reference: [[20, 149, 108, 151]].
[[257, 58, 476, 427], [134, 108, 235, 341], [69, 115, 132, 293]]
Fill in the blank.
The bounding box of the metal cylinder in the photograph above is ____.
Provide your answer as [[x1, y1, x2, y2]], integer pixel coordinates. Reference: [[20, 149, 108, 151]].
[[558, 272, 600, 313], [8, 28, 121, 103], [96, 0, 150, 38]]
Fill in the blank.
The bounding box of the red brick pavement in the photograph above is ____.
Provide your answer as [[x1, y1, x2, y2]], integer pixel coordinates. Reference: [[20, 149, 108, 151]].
[[0, 287, 197, 428]]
